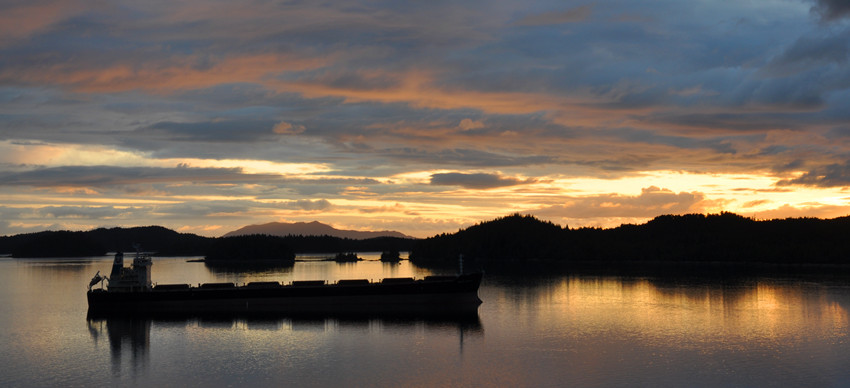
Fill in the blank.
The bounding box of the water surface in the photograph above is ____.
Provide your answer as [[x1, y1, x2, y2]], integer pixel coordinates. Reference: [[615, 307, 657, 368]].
[[1, 256, 849, 387]]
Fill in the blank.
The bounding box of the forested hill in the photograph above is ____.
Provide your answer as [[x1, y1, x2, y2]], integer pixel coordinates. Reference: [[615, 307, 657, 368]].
[[410, 214, 566, 264], [0, 226, 417, 258], [6, 213, 850, 263], [409, 213, 850, 266], [0, 226, 213, 257]]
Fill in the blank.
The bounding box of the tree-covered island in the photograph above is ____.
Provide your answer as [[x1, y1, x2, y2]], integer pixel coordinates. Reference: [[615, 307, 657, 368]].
[[4, 213, 850, 273], [409, 213, 850, 269]]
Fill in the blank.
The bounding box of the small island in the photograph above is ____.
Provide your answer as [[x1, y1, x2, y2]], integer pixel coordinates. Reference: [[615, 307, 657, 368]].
[[204, 235, 295, 266], [380, 250, 401, 262], [334, 252, 361, 262]]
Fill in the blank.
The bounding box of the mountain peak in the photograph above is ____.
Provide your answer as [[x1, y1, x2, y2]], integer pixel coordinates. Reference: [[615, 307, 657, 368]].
[[222, 221, 411, 239]]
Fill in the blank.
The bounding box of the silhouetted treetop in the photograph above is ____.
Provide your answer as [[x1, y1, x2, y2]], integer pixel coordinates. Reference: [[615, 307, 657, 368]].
[[411, 212, 850, 267], [411, 213, 567, 263], [9, 231, 105, 258], [205, 234, 296, 263], [0, 227, 415, 258]]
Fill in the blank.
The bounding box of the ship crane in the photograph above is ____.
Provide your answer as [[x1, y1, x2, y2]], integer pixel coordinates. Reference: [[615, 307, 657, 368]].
[[88, 271, 108, 291]]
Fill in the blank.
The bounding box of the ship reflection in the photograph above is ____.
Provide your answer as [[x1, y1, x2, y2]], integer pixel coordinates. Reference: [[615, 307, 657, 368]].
[[87, 317, 150, 377], [87, 310, 482, 372]]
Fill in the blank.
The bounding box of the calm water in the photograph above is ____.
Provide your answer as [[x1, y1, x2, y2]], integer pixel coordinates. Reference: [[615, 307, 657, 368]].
[[2, 255, 850, 387]]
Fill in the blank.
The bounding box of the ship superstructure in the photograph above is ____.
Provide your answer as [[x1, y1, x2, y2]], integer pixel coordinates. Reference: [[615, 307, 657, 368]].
[[89, 249, 152, 292]]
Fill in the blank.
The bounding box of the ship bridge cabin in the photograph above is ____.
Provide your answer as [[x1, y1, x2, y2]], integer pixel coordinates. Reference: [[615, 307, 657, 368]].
[[105, 251, 152, 292]]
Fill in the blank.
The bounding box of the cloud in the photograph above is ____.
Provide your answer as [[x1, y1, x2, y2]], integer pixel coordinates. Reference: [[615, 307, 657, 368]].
[[38, 205, 143, 219], [776, 161, 850, 187], [0, 52, 329, 93], [516, 5, 593, 26], [0, 165, 279, 188], [358, 203, 406, 214], [761, 30, 850, 77], [752, 203, 850, 220], [273, 121, 307, 135], [0, 1, 89, 47], [153, 200, 258, 219], [811, 0, 850, 22], [742, 199, 771, 208], [430, 172, 533, 189], [277, 69, 575, 116], [2, 0, 850, 238], [152, 199, 330, 219], [603, 127, 738, 154], [0, 221, 65, 237], [458, 119, 485, 131], [536, 187, 706, 219], [645, 113, 800, 133], [386, 148, 554, 167], [143, 120, 280, 142], [287, 199, 332, 211]]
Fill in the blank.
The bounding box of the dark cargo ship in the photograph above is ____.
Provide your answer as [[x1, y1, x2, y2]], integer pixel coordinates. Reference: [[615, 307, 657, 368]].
[[87, 251, 482, 315]]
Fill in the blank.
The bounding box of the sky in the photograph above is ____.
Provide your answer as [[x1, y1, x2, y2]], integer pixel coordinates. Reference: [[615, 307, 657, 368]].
[[1, 0, 850, 238]]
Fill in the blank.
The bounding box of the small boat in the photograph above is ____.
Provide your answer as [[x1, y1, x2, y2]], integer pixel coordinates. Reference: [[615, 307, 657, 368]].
[[87, 251, 482, 315]]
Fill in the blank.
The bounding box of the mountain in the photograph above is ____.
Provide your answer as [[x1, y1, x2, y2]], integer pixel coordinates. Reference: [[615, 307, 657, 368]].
[[222, 221, 412, 239]]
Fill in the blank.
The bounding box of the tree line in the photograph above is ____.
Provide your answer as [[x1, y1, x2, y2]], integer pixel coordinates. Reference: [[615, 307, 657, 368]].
[[6, 213, 850, 268], [409, 212, 850, 267], [0, 226, 417, 260]]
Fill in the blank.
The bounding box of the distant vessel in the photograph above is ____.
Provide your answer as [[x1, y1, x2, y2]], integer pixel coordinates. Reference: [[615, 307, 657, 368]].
[[87, 250, 482, 315]]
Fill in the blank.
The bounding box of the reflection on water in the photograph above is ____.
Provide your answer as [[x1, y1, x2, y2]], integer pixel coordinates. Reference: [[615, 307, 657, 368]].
[[519, 276, 850, 343], [480, 273, 850, 386], [2, 257, 850, 387], [88, 318, 151, 378], [87, 312, 482, 379]]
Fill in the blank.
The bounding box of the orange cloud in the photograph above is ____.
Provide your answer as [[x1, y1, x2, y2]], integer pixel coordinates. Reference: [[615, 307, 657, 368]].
[[752, 204, 850, 220], [4, 53, 330, 93], [458, 119, 485, 131], [273, 121, 306, 135], [0, 1, 88, 47], [272, 69, 598, 116]]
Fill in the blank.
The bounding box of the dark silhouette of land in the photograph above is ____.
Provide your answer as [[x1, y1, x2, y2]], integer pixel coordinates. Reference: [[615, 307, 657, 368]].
[[0, 226, 212, 258], [224, 221, 411, 239], [5, 213, 850, 272], [380, 250, 401, 262], [204, 235, 296, 264], [410, 213, 850, 269], [3, 230, 106, 258], [333, 252, 361, 262], [0, 226, 416, 260]]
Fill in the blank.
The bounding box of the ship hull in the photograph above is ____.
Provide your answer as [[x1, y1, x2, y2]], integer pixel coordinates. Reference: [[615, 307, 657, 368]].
[[87, 273, 482, 315]]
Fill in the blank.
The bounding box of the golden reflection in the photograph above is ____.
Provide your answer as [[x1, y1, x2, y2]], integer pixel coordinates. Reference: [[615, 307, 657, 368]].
[[827, 302, 850, 336], [506, 276, 850, 347]]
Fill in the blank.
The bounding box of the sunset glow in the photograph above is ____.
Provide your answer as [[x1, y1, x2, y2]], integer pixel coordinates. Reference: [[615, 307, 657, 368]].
[[2, 0, 850, 237]]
